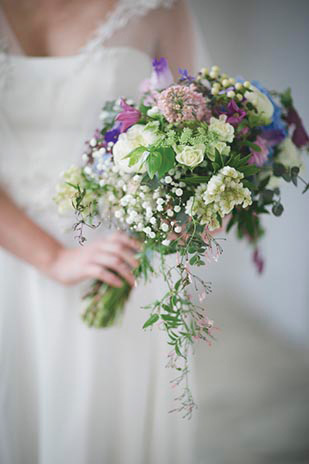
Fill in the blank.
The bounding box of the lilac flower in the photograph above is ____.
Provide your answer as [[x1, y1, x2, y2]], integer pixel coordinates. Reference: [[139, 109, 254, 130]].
[[115, 99, 141, 133], [248, 136, 269, 167], [178, 68, 195, 83], [223, 100, 246, 125], [286, 107, 309, 148], [150, 57, 174, 90]]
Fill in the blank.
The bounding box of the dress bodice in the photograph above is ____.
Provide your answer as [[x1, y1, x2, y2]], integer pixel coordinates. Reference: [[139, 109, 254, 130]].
[[0, 0, 176, 216]]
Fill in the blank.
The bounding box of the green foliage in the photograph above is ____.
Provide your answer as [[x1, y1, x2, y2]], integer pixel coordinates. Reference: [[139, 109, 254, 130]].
[[280, 87, 293, 109], [146, 146, 175, 179]]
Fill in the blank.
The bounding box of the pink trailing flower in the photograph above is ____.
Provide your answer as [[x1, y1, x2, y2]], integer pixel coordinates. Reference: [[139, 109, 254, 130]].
[[253, 247, 264, 274], [248, 136, 269, 167], [115, 98, 141, 133], [157, 84, 209, 123]]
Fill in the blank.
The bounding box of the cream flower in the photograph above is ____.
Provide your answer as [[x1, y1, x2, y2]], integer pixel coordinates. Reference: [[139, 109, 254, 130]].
[[245, 85, 274, 124], [209, 115, 235, 143], [175, 144, 205, 168], [277, 137, 303, 169], [206, 141, 231, 161], [113, 124, 159, 173], [185, 166, 252, 230], [262, 137, 305, 189]]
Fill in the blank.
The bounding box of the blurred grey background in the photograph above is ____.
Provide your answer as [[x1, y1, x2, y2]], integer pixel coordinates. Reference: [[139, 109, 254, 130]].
[[189, 0, 309, 462]]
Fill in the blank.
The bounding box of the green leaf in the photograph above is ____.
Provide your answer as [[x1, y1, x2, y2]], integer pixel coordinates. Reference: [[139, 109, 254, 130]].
[[302, 183, 309, 194], [244, 141, 262, 152], [157, 147, 175, 178], [261, 189, 275, 203], [146, 151, 162, 179], [143, 313, 159, 329], [242, 179, 258, 191], [280, 87, 293, 108], [291, 166, 300, 187], [273, 163, 286, 177], [181, 176, 209, 184], [258, 175, 271, 191], [214, 148, 224, 168], [226, 214, 237, 233], [125, 146, 147, 166], [238, 165, 260, 176], [272, 202, 284, 216]]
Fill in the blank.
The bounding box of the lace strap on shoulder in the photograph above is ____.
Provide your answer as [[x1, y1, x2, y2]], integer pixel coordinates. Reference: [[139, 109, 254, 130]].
[[81, 0, 178, 54]]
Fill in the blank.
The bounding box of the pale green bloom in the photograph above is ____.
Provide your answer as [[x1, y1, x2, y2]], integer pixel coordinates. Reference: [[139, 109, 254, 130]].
[[185, 166, 252, 230], [209, 115, 234, 143]]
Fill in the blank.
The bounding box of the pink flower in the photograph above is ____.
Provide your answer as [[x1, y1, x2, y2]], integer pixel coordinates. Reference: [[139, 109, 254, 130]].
[[248, 136, 269, 167], [115, 98, 141, 133], [157, 84, 209, 123]]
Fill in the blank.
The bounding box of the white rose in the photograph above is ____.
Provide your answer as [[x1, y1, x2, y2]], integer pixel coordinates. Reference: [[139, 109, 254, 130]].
[[113, 124, 159, 173], [245, 85, 274, 124], [207, 141, 231, 161], [175, 144, 205, 168], [209, 115, 234, 143], [277, 137, 303, 168]]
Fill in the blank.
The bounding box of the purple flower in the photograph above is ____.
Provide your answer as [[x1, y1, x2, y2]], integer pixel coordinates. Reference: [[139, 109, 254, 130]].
[[224, 99, 246, 125], [248, 136, 269, 167], [104, 122, 121, 143], [150, 57, 174, 90], [259, 128, 285, 147], [286, 107, 309, 148], [115, 99, 141, 133], [178, 68, 195, 83]]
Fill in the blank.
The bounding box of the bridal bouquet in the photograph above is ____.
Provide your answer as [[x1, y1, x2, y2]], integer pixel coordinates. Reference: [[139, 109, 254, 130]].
[[55, 59, 308, 417]]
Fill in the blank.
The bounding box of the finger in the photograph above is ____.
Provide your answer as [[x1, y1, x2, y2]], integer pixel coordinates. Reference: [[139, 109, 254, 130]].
[[109, 231, 142, 252], [97, 243, 139, 269], [87, 264, 123, 287], [95, 254, 135, 286]]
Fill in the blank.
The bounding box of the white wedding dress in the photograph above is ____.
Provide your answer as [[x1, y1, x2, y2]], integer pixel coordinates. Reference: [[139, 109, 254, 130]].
[[0, 1, 203, 463]]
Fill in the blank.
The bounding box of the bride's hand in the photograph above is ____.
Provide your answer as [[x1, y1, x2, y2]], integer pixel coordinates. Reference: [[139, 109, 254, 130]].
[[48, 231, 141, 287]]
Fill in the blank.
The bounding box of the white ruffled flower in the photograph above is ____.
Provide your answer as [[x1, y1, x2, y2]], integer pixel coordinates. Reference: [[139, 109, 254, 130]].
[[185, 166, 252, 230], [277, 137, 303, 169], [113, 124, 159, 173], [209, 115, 235, 143], [245, 85, 274, 124], [175, 144, 205, 168], [263, 137, 305, 189], [147, 106, 161, 117], [207, 141, 231, 161]]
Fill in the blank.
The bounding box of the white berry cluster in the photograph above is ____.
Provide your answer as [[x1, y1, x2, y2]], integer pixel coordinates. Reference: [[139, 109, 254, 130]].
[[97, 163, 184, 245], [186, 166, 252, 230]]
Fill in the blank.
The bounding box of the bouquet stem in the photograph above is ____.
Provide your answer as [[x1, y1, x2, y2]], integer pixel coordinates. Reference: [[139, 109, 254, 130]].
[[82, 279, 132, 328]]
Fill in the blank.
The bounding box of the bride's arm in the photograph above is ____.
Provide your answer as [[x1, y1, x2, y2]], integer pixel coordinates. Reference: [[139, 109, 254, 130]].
[[155, 0, 196, 77], [0, 188, 139, 287]]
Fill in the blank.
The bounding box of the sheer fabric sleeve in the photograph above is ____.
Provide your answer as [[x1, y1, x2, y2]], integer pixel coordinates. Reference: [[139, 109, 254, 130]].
[[154, 0, 212, 77]]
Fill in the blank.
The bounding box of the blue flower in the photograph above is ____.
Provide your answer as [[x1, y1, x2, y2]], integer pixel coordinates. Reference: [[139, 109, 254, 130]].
[[178, 68, 195, 83]]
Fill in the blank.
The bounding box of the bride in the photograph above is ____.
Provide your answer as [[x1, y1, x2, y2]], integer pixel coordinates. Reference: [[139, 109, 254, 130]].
[[0, 1, 205, 463]]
